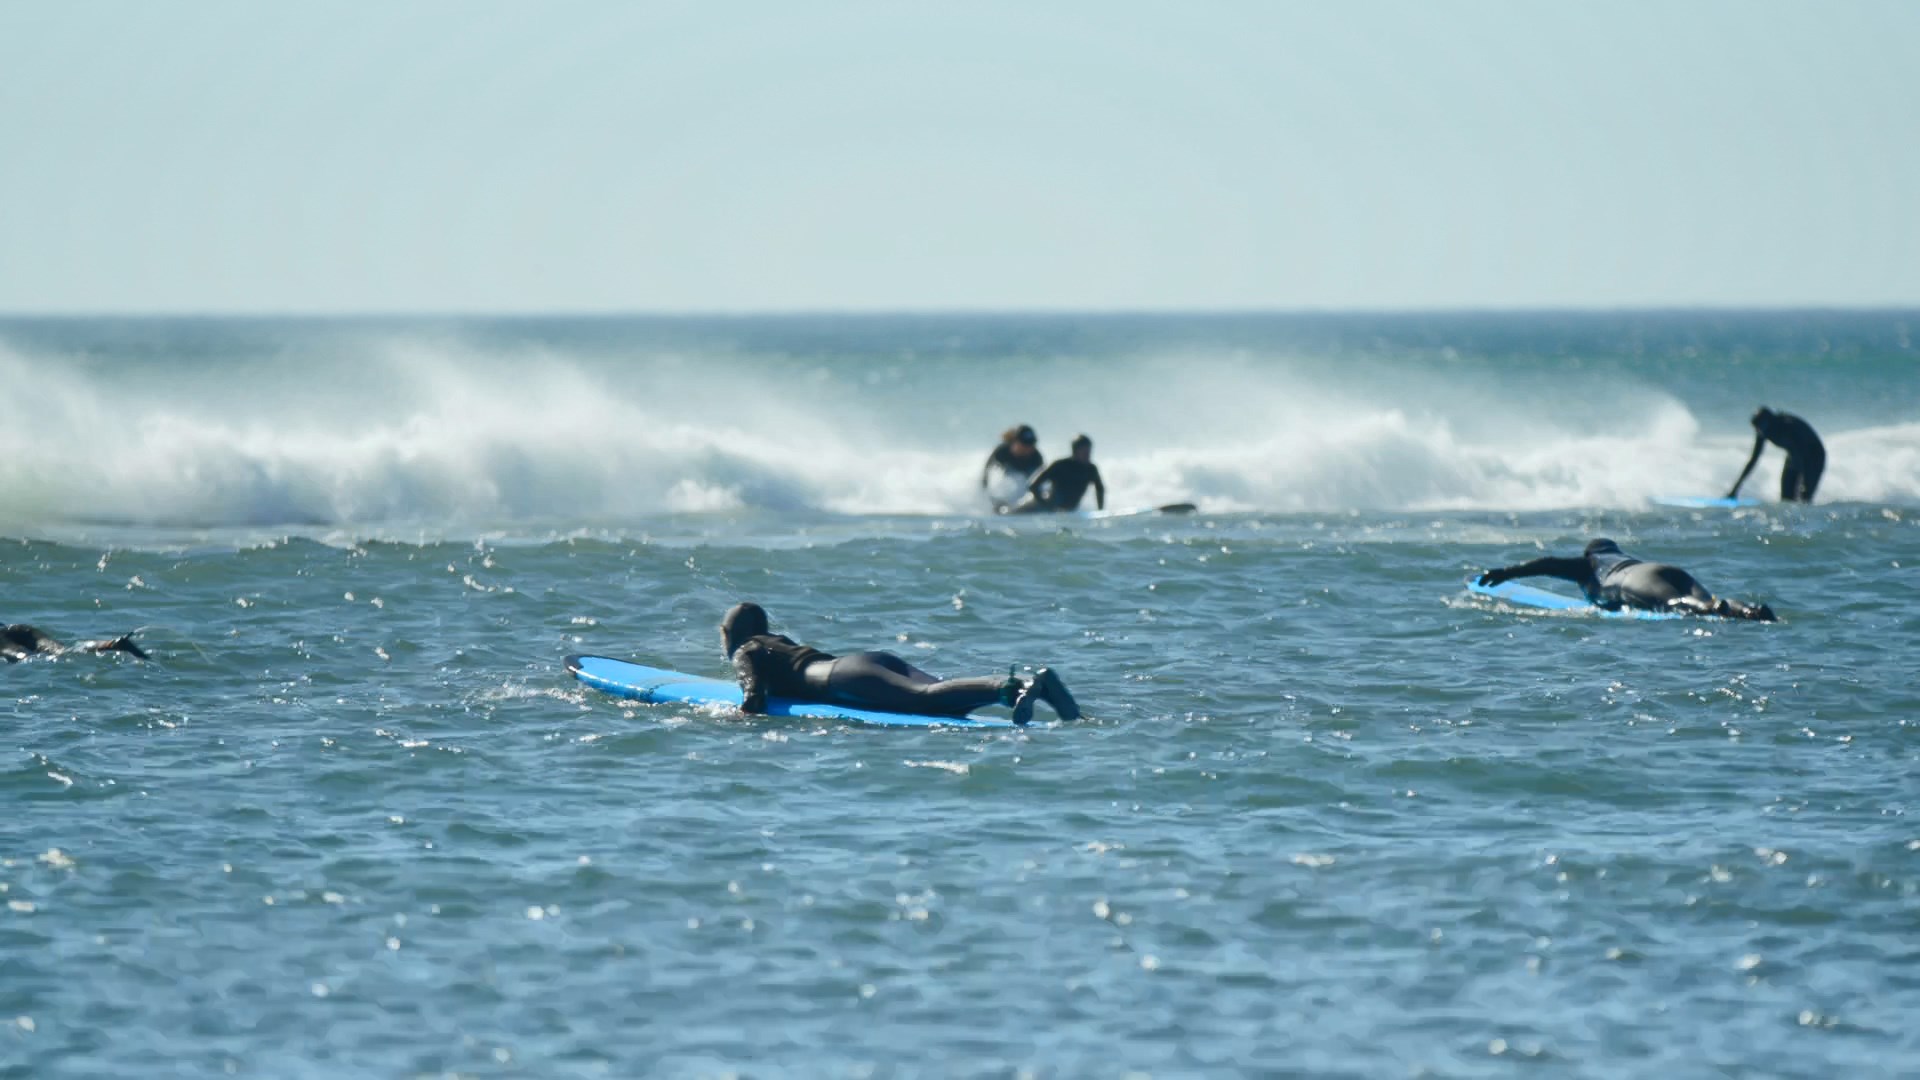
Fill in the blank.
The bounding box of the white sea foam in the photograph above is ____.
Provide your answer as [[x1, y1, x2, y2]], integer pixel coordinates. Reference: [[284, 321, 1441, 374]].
[[0, 330, 1914, 529]]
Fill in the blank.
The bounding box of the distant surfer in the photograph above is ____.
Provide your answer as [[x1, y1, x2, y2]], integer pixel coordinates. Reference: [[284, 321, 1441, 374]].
[[1004, 434, 1104, 514], [3, 624, 149, 663], [982, 425, 1044, 506], [1729, 407, 1824, 503], [721, 602, 1079, 724], [1475, 539, 1776, 621]]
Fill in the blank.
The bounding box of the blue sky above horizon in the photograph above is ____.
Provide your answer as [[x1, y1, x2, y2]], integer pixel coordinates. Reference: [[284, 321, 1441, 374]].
[[3, 1, 1918, 314]]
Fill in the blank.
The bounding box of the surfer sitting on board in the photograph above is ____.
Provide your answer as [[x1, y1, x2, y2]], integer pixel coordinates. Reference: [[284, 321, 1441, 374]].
[[1475, 539, 1776, 621], [721, 602, 1079, 724], [3, 623, 149, 662], [982, 424, 1044, 505], [1004, 434, 1104, 514], [1729, 406, 1824, 503]]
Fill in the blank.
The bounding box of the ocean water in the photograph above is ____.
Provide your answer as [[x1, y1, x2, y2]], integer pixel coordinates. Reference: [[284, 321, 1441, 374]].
[[2, 313, 1918, 1078]]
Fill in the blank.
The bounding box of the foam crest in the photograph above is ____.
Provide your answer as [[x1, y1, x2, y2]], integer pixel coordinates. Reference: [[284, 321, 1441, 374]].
[[0, 330, 1914, 532]]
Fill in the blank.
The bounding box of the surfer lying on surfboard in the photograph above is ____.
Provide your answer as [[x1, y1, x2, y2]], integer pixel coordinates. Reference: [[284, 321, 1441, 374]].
[[3, 623, 150, 662], [1475, 539, 1776, 622], [721, 602, 1079, 724]]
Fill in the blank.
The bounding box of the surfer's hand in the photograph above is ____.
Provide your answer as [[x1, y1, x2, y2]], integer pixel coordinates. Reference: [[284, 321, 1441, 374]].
[[1476, 568, 1508, 586]]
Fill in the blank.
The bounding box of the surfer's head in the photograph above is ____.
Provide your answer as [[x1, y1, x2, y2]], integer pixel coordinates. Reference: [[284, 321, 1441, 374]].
[[720, 602, 770, 658], [1752, 406, 1775, 429], [1003, 424, 1037, 446], [1583, 538, 1623, 558], [1070, 434, 1092, 460]]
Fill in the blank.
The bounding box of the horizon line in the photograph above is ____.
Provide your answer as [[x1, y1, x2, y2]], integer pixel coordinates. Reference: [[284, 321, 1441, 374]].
[[3, 303, 1919, 321]]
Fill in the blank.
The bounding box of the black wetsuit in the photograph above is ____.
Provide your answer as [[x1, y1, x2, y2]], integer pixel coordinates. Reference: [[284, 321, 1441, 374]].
[[2, 623, 148, 662], [982, 443, 1043, 488], [1478, 539, 1774, 620], [1514, 548, 1710, 611], [1019, 458, 1105, 512], [1734, 411, 1825, 502], [729, 633, 1009, 717], [729, 633, 833, 713]]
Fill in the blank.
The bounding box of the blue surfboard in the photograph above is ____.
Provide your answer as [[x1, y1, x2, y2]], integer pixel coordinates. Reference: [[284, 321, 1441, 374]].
[[565, 655, 1019, 729], [1464, 577, 1683, 621], [1649, 495, 1761, 509]]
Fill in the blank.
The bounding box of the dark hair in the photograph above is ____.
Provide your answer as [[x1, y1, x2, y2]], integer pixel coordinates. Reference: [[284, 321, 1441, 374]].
[[1583, 538, 1622, 557], [720, 602, 770, 657], [1070, 434, 1092, 452], [1004, 424, 1037, 445]]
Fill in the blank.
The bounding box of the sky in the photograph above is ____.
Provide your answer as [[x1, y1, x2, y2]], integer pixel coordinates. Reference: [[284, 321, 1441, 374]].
[[2, 1, 1918, 314]]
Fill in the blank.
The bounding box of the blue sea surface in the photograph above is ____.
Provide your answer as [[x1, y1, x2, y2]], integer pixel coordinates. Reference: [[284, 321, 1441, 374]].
[[2, 314, 1918, 1078]]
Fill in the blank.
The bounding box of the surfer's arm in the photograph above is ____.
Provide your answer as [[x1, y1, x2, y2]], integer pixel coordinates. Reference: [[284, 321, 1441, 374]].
[[980, 450, 1001, 489], [1727, 432, 1766, 497], [1476, 556, 1590, 587], [731, 643, 770, 714], [1091, 466, 1105, 510], [1025, 462, 1057, 499]]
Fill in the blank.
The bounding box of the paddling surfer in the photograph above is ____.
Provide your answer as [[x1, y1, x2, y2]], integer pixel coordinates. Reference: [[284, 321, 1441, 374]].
[[3, 624, 149, 662], [720, 602, 1079, 724], [1729, 407, 1825, 503], [1475, 539, 1776, 621]]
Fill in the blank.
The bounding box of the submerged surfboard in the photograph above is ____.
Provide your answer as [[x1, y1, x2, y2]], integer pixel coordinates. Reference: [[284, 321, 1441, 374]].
[[1084, 502, 1198, 520], [996, 501, 1197, 520], [565, 655, 1019, 729], [1649, 495, 1761, 509], [1464, 577, 1683, 621]]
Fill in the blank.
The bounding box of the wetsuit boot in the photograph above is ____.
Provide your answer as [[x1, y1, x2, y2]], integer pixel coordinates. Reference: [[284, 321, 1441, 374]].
[[1032, 668, 1080, 721]]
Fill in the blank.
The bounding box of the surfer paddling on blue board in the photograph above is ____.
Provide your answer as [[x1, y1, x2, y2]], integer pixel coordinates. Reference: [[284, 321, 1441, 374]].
[[721, 602, 1079, 724], [1729, 407, 1825, 503], [1476, 539, 1776, 621], [981, 424, 1044, 508], [3, 623, 149, 662], [1005, 434, 1105, 514]]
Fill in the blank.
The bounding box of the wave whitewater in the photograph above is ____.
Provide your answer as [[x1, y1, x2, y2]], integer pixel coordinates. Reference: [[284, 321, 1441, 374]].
[[1, 319, 1915, 530]]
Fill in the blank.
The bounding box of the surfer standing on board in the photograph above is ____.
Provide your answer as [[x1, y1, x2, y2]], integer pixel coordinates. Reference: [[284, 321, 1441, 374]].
[[721, 602, 1080, 724], [981, 425, 1044, 507], [1005, 434, 1105, 514], [1476, 539, 1776, 621], [3, 624, 149, 662], [1728, 407, 1825, 503]]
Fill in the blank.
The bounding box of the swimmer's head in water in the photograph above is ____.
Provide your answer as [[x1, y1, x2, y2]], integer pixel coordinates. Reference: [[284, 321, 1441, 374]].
[[720, 602, 770, 658], [1584, 538, 1623, 558]]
